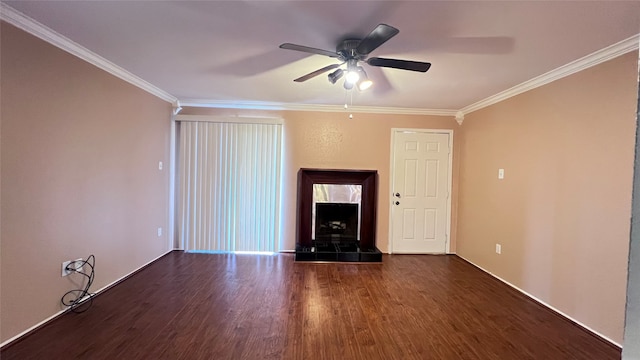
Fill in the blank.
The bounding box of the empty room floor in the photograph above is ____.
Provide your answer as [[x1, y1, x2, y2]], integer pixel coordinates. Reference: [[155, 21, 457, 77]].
[[1, 252, 619, 359]]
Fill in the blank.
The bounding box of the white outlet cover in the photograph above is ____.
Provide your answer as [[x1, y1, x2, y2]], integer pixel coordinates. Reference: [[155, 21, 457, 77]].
[[61, 259, 83, 276], [496, 244, 502, 254], [498, 169, 505, 179], [73, 258, 83, 272], [62, 261, 72, 276]]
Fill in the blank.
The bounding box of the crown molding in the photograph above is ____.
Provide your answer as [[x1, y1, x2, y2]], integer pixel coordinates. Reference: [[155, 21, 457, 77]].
[[1, 3, 177, 104], [179, 99, 458, 117], [460, 33, 640, 115]]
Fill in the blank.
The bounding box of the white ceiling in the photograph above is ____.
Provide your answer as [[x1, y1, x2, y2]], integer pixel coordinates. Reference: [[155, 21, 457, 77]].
[[3, 1, 640, 113]]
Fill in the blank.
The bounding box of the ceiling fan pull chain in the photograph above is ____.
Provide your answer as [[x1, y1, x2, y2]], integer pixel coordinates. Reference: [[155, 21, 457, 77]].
[[349, 88, 354, 119], [344, 89, 349, 109]]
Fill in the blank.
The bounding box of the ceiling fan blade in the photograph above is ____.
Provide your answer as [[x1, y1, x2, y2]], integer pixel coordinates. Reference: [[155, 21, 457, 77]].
[[356, 24, 399, 55], [279, 43, 340, 58], [367, 57, 431, 72], [293, 63, 342, 82]]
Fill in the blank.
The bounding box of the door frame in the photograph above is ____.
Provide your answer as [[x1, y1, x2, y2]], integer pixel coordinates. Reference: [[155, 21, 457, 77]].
[[388, 128, 454, 254]]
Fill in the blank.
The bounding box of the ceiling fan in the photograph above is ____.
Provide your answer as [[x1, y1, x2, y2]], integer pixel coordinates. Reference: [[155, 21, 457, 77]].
[[279, 24, 431, 91]]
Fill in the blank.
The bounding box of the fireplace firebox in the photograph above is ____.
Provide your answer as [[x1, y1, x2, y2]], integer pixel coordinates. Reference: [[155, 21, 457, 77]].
[[295, 168, 382, 262], [315, 203, 359, 243]]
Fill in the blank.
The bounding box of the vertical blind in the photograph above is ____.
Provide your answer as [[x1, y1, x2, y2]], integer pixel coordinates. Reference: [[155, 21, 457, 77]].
[[178, 120, 282, 252]]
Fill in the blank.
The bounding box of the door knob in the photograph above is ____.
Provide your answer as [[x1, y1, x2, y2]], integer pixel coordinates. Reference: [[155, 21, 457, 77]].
[[394, 193, 401, 198], [395, 201, 400, 205]]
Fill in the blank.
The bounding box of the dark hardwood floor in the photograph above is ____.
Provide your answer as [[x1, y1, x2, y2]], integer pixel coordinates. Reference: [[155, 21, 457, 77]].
[[2, 252, 619, 359]]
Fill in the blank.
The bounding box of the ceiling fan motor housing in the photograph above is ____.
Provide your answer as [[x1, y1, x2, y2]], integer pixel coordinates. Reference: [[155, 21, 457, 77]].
[[337, 39, 366, 60]]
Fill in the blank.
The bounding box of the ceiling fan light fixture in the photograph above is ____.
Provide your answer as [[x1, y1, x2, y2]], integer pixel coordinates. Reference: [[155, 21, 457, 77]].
[[328, 69, 344, 84], [358, 78, 373, 91], [343, 80, 354, 90], [345, 70, 360, 84], [344, 58, 360, 85], [356, 67, 373, 91]]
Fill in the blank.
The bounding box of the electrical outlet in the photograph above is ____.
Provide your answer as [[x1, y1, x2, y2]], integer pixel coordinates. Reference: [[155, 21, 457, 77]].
[[62, 261, 72, 276], [496, 244, 502, 254], [61, 258, 83, 277], [73, 258, 84, 272], [157, 227, 163, 237]]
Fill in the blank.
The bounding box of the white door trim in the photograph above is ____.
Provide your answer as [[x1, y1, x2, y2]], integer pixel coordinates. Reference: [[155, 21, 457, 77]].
[[388, 128, 454, 254]]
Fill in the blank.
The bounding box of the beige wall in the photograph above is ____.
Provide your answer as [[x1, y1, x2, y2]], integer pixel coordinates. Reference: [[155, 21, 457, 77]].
[[0, 22, 172, 342], [181, 108, 461, 253], [457, 52, 639, 344]]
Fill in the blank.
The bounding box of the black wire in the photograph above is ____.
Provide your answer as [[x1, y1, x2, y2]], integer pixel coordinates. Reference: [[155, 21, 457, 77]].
[[60, 254, 96, 313]]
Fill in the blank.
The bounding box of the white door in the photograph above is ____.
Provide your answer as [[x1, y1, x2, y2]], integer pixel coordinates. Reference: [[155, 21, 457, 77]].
[[391, 130, 451, 253]]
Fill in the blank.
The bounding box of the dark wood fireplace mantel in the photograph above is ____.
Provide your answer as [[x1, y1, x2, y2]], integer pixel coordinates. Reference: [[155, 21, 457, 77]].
[[296, 168, 380, 261]]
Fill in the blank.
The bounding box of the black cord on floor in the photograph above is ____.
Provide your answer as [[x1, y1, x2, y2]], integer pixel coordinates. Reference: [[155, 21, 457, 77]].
[[60, 254, 96, 313]]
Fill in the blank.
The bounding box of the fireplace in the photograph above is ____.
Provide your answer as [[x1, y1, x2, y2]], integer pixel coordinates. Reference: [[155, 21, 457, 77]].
[[315, 202, 359, 244], [295, 168, 382, 262]]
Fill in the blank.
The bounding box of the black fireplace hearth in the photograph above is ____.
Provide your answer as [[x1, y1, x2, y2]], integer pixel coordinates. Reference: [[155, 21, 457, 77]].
[[295, 242, 382, 262]]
